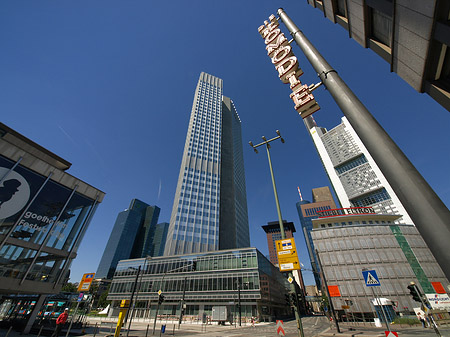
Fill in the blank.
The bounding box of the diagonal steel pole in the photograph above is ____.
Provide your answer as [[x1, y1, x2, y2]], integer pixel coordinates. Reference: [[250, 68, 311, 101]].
[[277, 8, 450, 280]]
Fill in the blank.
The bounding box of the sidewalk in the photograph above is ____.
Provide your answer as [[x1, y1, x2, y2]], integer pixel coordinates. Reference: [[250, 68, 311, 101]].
[[319, 322, 450, 337]]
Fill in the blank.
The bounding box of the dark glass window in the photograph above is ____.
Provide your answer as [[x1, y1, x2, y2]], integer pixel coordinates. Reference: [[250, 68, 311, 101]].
[[335, 0, 346, 17], [370, 7, 392, 47]]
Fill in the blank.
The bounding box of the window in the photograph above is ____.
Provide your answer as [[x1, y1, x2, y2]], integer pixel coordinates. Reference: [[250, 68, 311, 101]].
[[334, 0, 346, 18], [370, 7, 392, 47]]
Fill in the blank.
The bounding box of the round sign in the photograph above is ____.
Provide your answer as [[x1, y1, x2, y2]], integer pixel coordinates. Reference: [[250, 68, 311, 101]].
[[0, 168, 30, 220]]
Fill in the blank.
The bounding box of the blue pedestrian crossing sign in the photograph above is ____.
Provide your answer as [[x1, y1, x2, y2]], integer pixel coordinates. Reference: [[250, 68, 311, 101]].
[[362, 270, 381, 287]]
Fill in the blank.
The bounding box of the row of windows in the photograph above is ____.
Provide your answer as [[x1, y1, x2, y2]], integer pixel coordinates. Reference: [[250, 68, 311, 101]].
[[181, 179, 217, 188], [313, 225, 396, 239], [350, 188, 391, 207], [115, 252, 258, 277], [335, 154, 368, 174], [174, 225, 215, 233], [172, 234, 215, 244], [314, 235, 401, 251], [111, 273, 260, 295], [179, 198, 217, 205], [304, 205, 332, 217], [178, 208, 217, 215]]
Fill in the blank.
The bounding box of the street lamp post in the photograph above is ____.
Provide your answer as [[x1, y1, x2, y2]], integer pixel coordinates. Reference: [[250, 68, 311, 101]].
[[249, 130, 304, 337], [124, 265, 141, 331], [126, 257, 152, 337]]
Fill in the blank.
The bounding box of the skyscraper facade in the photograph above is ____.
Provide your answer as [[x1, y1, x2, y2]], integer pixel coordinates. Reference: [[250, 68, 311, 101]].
[[307, 116, 413, 224], [296, 186, 337, 288], [164, 72, 250, 256], [96, 199, 160, 279], [152, 222, 169, 257]]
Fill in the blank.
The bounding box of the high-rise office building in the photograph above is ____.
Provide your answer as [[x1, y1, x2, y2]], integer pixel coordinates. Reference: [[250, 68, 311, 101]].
[[262, 220, 296, 267], [305, 0, 450, 112], [152, 222, 169, 257], [164, 72, 250, 255], [307, 116, 413, 224], [296, 187, 337, 288], [96, 199, 160, 279]]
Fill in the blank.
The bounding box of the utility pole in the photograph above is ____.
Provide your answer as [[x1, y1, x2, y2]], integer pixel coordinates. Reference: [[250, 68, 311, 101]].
[[276, 8, 450, 281], [250, 131, 304, 337]]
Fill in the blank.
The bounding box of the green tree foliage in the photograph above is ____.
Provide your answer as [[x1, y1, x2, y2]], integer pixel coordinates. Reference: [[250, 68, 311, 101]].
[[61, 282, 78, 292]]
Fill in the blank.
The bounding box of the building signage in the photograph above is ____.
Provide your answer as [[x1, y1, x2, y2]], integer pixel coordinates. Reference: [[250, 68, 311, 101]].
[[431, 282, 446, 294], [317, 207, 376, 218], [258, 15, 320, 119], [425, 293, 450, 310], [328, 285, 341, 297], [275, 238, 300, 271], [77, 273, 95, 292]]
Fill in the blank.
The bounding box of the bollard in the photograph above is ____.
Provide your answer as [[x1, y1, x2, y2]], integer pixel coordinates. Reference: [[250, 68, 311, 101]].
[[93, 322, 98, 337], [5, 326, 12, 337], [37, 325, 44, 337], [172, 324, 175, 336]]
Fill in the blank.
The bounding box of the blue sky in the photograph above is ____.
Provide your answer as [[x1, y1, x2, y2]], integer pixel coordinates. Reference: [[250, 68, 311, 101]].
[[1, 1, 449, 286]]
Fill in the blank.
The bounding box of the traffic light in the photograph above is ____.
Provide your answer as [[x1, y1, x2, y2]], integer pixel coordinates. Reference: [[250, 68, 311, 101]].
[[290, 293, 298, 307], [284, 294, 291, 306], [407, 283, 422, 303], [158, 294, 165, 305]]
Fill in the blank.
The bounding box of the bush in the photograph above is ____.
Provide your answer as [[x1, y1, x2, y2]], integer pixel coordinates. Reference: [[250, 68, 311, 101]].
[[392, 317, 420, 326]]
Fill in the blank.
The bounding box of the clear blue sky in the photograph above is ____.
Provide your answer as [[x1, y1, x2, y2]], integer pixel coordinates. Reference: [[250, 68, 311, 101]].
[[1, 1, 449, 286]]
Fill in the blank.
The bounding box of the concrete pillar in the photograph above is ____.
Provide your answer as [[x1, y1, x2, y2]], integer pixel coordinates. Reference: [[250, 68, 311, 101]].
[[23, 294, 46, 334]]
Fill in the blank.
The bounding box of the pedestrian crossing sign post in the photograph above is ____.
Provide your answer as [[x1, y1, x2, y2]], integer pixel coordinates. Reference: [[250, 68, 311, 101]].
[[362, 270, 381, 287]]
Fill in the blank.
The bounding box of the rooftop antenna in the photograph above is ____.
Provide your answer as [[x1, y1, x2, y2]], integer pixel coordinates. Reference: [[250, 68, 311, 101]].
[[297, 186, 303, 201]]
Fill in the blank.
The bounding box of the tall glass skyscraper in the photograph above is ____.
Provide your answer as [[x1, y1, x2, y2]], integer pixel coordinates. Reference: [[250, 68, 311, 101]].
[[96, 199, 160, 279], [164, 72, 250, 255]]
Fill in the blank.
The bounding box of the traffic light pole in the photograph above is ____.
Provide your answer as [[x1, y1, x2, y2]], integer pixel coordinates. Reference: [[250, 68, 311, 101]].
[[178, 277, 187, 328], [249, 132, 304, 337], [277, 8, 450, 281]]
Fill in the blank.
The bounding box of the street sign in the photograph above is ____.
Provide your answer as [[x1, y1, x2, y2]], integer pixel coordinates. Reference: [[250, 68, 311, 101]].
[[385, 331, 398, 337], [275, 238, 300, 272], [287, 276, 294, 284], [77, 293, 84, 302], [77, 273, 95, 292], [362, 270, 380, 287], [158, 290, 162, 295], [341, 305, 350, 309], [276, 320, 285, 336]]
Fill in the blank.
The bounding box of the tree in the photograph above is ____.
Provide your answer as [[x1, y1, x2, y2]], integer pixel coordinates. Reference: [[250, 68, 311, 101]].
[[61, 282, 78, 292], [97, 289, 110, 309]]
